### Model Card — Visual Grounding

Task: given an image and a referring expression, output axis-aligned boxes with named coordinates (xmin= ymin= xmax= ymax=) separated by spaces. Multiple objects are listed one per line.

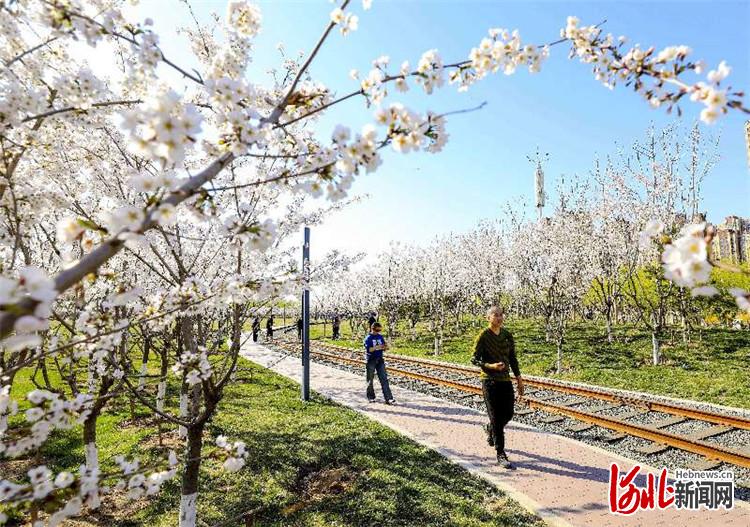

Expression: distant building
xmin=711 ymin=215 xmax=750 ymax=264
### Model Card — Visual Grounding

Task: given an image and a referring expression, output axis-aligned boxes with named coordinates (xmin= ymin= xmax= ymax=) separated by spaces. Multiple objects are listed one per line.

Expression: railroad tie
xmin=584 ymin=403 xmax=622 ymax=414
xmin=557 ymin=399 xmax=589 ymax=407
xmin=600 ymin=431 xmax=626 ymax=442
xmin=530 ymin=393 xmax=562 ymax=402
xmin=567 ymin=422 xmax=595 ymax=433
xmin=634 ymin=441 xmax=670 ymax=455
xmin=593 ymin=410 xmax=647 ymax=441
xmin=629 ymin=417 xmax=691 ymax=455
xmin=650 ymin=416 xmax=688 ymax=429
xmin=616 ymin=408 xmax=650 ymax=421
xmin=684 ymin=457 xmax=723 ymax=471
xmin=540 ymin=414 xmax=567 ymax=424
xmin=683 ymin=424 xmax=733 ymax=441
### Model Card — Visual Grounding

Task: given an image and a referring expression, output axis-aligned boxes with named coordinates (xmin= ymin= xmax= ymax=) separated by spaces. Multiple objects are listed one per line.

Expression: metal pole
xmin=301 ymin=227 xmax=310 ymax=401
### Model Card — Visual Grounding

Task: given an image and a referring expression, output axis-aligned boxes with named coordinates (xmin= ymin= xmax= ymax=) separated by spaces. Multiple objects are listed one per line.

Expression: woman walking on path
xmin=471 ymin=306 xmax=524 ymax=469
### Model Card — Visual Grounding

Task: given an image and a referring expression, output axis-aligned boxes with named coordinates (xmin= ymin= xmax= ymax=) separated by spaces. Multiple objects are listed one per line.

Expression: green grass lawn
xmin=307 ymin=317 xmax=750 ymax=409
xmin=3 ymin=359 xmax=543 ymax=527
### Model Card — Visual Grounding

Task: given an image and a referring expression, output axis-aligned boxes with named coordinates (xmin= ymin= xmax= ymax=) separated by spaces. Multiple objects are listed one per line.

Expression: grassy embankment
xmin=3 ymin=359 xmax=543 ymax=527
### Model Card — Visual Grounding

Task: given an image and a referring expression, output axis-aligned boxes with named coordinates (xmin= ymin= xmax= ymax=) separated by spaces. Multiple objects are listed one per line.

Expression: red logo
xmin=609 ymin=463 xmax=675 ymax=514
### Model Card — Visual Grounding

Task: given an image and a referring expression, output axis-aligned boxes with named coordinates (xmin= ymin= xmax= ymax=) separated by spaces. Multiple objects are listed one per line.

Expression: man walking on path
xmin=471 ymin=305 xmax=524 ymax=469
xmin=296 ymin=317 xmax=303 ymax=341
xmin=332 ymin=315 xmax=341 ymax=340
xmin=363 ymin=322 xmax=395 ymax=404
xmin=266 ymin=315 xmax=274 ymax=342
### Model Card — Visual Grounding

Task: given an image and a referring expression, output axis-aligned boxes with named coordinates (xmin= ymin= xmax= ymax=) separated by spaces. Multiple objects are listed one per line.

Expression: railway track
xmin=272 ymin=339 xmax=750 ymax=471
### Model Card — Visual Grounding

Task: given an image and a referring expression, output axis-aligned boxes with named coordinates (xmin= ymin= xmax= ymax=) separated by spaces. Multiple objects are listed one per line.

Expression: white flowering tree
xmin=587 ymin=160 xmax=644 ymax=342
xmin=1 ymin=0 xmax=748 ymax=525
xmin=506 ymin=178 xmax=596 ymax=373
xmin=609 ymin=125 xmax=712 ymax=364
xmin=455 ymin=220 xmax=511 ymax=313
xmin=387 ymin=245 xmax=430 ymax=340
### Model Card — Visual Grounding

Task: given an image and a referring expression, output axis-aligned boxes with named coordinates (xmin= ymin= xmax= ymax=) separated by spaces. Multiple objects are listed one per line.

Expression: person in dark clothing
xmin=332 ymin=316 xmax=341 ymax=340
xmin=471 ymin=305 xmax=524 ymax=469
xmin=366 ymin=312 xmax=377 ymax=333
xmin=251 ymin=317 xmax=260 ymax=343
xmin=266 ymin=315 xmax=274 ymax=341
xmin=296 ymin=317 xmax=303 ymax=341
xmin=363 ymin=322 xmax=394 ymax=404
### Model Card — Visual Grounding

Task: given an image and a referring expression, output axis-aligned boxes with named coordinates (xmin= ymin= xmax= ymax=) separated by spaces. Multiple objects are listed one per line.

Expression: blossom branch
xmin=21 ymin=99 xmax=142 ymax=124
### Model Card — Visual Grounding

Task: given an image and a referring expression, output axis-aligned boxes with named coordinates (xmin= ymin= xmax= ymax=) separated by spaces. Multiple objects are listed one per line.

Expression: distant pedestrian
xmin=297 ymin=317 xmax=303 ymax=341
xmin=471 ymin=305 xmax=524 ymax=469
xmin=252 ymin=317 xmax=260 ymax=343
xmin=266 ymin=315 xmax=274 ymax=341
xmin=367 ymin=312 xmax=377 ymax=332
xmin=332 ymin=316 xmax=341 ymax=340
xmin=363 ymin=321 xmax=395 ymax=404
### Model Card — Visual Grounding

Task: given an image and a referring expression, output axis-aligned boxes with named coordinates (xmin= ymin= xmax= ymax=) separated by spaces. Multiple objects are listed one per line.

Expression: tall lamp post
xmin=301 ymin=227 xmax=310 ymax=401
xmin=527 ymin=147 xmax=548 ymax=223
xmin=535 ymin=160 xmax=545 ymax=222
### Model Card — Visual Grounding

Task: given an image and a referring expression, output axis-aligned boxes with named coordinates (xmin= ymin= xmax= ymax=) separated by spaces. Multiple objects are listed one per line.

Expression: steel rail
xmin=274 ymin=341 xmax=750 ymax=469
xmin=306 ymin=340 xmax=750 ymax=432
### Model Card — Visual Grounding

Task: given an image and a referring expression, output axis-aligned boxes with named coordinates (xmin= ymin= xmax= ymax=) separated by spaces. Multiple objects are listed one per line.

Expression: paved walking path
xmin=242 ymin=341 xmax=750 ymax=527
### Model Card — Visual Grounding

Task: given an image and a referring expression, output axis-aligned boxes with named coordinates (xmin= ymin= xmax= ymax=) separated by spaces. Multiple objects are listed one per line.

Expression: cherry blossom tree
xmin=506 ymin=178 xmax=596 ymax=373
xmin=1 ymin=0 xmax=747 ymax=525
xmin=611 ymin=125 xmax=715 ymax=364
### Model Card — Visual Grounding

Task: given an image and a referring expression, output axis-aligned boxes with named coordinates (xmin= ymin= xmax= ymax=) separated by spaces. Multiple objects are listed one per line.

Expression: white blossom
xmin=226 ymin=1 xmax=262 ymax=38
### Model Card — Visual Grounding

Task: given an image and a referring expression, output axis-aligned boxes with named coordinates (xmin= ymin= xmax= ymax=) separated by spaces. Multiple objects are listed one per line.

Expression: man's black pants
xmin=482 ymin=379 xmax=515 ymax=453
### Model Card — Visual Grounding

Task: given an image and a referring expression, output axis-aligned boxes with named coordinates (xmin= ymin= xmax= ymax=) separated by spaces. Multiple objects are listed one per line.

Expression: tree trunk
xmin=0 ymin=374 xmax=14 ymax=438
xmin=555 ymin=333 xmax=564 ymax=374
xmin=179 ymin=316 xmax=205 ymax=527
xmin=544 ymin=311 xmax=552 ymax=343
xmin=157 ymin=343 xmax=168 ymax=413
xmin=83 ymin=416 xmax=99 ymax=470
xmin=138 ymin=336 xmax=151 ymax=391
xmin=433 ymin=303 xmax=445 ymax=355
xmin=605 ymin=303 xmax=613 ymax=343
xmin=681 ymin=311 xmax=690 ymax=345
xmin=0 ymin=393 xmax=9 ymax=438
xmin=613 ymin=297 xmax=619 ymax=325
xmin=651 ymin=331 xmax=661 ymax=365
xmin=178 ymin=318 xmax=190 ymax=439
xmin=83 ymin=412 xmax=101 ymax=508
xmin=179 ymin=387 xmax=188 ymax=439
xmin=179 ymin=423 xmax=205 ymax=527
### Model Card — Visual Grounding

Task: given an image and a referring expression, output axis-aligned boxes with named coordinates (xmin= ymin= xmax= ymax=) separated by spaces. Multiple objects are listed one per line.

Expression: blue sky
xmin=131 ymin=0 xmax=750 ymax=257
